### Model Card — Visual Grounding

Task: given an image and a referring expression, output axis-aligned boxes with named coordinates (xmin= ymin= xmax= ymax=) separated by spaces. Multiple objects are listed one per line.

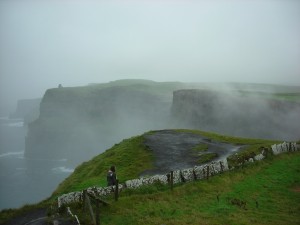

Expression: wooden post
xmin=219 ymin=161 xmax=223 ymax=173
xmin=96 ymin=200 xmax=100 ymax=225
xmin=86 ymin=194 xmax=96 ymax=225
xmin=82 ymin=190 xmax=87 ymax=211
xmin=192 ymin=169 xmax=197 ymax=180
xmin=170 ymin=171 xmax=174 ymax=190
xmin=115 ymin=179 xmax=119 ymax=201
xmin=206 ymin=165 xmax=209 ymax=180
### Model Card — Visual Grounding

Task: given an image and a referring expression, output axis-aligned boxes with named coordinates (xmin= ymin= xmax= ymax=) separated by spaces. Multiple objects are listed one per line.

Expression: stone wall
xmin=58 ymin=142 xmax=299 ymax=207
xmin=271 ymin=142 xmax=298 ymax=155
xmin=58 ymin=159 xmax=229 ymax=207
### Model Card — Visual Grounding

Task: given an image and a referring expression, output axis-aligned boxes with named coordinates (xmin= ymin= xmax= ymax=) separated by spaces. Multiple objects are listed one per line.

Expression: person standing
xmin=107 ymin=165 xmax=117 ymax=186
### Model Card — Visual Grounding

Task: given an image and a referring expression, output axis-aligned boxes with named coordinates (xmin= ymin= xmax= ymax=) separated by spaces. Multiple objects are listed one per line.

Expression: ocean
xmin=0 ymin=117 xmax=74 ymax=210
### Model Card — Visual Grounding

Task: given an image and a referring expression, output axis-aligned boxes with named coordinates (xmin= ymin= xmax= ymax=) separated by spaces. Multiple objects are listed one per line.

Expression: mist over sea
xmin=0 ymin=117 xmax=74 ymax=210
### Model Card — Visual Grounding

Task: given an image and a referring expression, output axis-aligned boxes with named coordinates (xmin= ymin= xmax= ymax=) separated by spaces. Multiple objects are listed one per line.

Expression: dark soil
xmin=142 ymin=130 xmax=242 ymax=175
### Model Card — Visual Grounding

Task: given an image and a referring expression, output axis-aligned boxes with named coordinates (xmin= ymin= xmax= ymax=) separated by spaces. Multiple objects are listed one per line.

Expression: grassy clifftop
xmin=96 ymin=152 xmax=300 ymax=225
xmin=2 ymin=152 xmax=299 ymax=225
xmin=52 ymin=129 xmax=281 ymax=197
xmin=50 ymin=129 xmax=299 ymax=225
xmin=1 ymin=129 xmax=299 ymax=225
xmin=52 ymin=135 xmax=154 ymax=197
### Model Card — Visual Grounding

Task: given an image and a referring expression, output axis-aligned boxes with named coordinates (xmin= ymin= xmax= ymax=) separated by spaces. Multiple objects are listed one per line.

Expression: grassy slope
xmin=50 ymin=129 xmax=299 ymax=225
xmin=52 ymin=129 xmax=280 ymax=197
xmin=1 ymin=129 xmax=299 ymax=224
xmin=52 ymin=135 xmax=154 ymax=197
xmin=69 ymin=152 xmax=300 ymax=225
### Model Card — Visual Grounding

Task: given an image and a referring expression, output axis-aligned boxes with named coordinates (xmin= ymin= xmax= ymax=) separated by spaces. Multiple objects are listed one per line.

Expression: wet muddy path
xmin=142 ymin=130 xmax=243 ymax=175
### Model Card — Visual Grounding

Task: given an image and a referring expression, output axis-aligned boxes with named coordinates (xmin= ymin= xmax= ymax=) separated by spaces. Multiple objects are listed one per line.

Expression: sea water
xmin=0 ymin=117 xmax=74 ymax=210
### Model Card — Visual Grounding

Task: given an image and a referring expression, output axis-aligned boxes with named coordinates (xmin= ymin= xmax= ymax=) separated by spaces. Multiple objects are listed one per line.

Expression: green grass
xmin=197 ymin=153 xmax=218 ymax=164
xmin=191 ymin=143 xmax=218 ymax=163
xmin=175 ymin=129 xmax=280 ymax=168
xmin=1 ymin=129 xmax=298 ymax=224
xmin=79 ymin=152 xmax=299 ymax=225
xmin=52 ymin=129 xmax=281 ymax=197
xmin=50 ymin=129 xmax=298 ymax=225
xmin=272 ymin=92 xmax=300 ymax=102
xmin=175 ymin=129 xmax=280 ymax=145
xmin=52 ymin=135 xmax=154 ymax=197
xmin=192 ymin=143 xmax=209 ymax=152
xmin=237 ymin=90 xmax=300 ymax=103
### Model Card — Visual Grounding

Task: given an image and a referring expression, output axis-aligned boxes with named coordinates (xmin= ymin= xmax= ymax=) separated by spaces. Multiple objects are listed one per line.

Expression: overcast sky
xmin=0 ymin=0 xmax=300 ymax=115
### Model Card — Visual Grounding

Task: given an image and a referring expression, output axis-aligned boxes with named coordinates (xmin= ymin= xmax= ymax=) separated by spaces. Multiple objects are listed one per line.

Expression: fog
xmin=171 ymin=88 xmax=300 ymax=141
xmin=1 ymin=0 xmax=300 ymax=115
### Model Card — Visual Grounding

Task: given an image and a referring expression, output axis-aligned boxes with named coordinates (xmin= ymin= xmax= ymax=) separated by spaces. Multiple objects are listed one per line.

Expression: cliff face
xmin=171 ymin=89 xmax=300 ymax=141
xmin=25 ymin=84 xmax=173 ymax=163
xmin=25 ymin=81 xmax=300 ymax=164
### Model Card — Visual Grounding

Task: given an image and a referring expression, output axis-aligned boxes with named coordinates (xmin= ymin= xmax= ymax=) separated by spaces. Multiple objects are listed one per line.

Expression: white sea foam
xmin=52 ymin=167 xmax=74 ymax=173
xmin=24 ymin=157 xmax=68 ymax=162
xmin=6 ymin=121 xmax=24 ymax=127
xmin=0 ymin=151 xmax=24 ymax=158
xmin=0 ymin=117 xmax=23 ymax=122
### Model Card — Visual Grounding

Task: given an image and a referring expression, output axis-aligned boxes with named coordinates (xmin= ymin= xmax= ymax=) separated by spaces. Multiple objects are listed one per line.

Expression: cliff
xmin=171 ymin=89 xmax=300 ymax=141
xmin=25 ymin=80 xmax=300 ymax=163
xmin=25 ymin=81 xmax=182 ymax=163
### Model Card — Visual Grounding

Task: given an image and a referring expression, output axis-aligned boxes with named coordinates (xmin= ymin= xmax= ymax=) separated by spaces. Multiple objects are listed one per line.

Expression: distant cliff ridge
xmin=24 ymin=81 xmax=300 ymax=164
xmin=171 ymin=89 xmax=300 ymax=141
xmin=25 ymin=84 xmax=173 ymax=163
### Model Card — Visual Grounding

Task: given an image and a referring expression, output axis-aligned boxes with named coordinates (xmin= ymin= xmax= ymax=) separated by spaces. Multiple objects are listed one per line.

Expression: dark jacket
xmin=107 ymin=170 xmax=117 ymax=186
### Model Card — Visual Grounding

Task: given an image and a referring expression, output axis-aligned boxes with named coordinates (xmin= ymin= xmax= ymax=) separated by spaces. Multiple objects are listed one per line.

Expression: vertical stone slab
xmin=254 ymin=153 xmax=264 ymax=161
xmin=157 ymin=174 xmax=169 ymax=184
xmin=172 ymin=170 xmax=182 ymax=184
xmin=181 ymin=168 xmax=194 ymax=182
xmin=125 ymin=178 xmax=143 ymax=189
xmin=58 ymin=191 xmax=83 ymax=206
xmin=272 ymin=142 xmax=299 ymax=155
xmin=193 ymin=165 xmax=205 ymax=180
xmin=272 ymin=144 xmax=281 ymax=155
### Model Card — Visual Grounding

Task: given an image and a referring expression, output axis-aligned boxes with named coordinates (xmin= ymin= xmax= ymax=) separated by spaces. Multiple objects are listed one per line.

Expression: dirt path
xmin=142 ymin=130 xmax=242 ymax=175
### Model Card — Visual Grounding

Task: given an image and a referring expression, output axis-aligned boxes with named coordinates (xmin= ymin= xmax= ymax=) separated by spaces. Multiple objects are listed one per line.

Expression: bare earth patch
xmin=142 ymin=130 xmax=243 ymax=176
